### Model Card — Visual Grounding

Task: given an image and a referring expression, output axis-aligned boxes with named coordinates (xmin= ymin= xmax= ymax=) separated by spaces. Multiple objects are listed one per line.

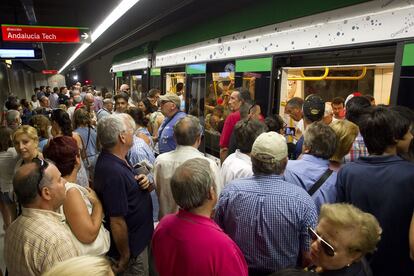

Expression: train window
xmin=131 ymin=74 xmax=143 ymax=100
xmin=115 ymin=74 xmax=130 ymax=92
xmin=165 ymin=72 xmax=186 ymax=111
xmin=279 ymin=64 xmax=394 ymax=138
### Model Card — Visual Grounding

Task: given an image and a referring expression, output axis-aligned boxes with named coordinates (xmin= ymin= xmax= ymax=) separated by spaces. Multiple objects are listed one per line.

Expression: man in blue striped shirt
xmin=215 ymin=132 xmax=317 ymax=275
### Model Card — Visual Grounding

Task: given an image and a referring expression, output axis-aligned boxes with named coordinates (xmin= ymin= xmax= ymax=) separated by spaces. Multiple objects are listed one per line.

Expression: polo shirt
xmin=219 ymin=111 xmax=240 ymax=148
xmin=336 ymin=155 xmax=414 ymax=276
xmin=94 ymin=150 xmax=153 ymax=258
xmin=158 ymin=111 xmax=186 ymax=154
xmin=284 ymin=154 xmax=337 ymax=212
xmin=215 ymin=174 xmax=317 ymax=273
xmin=152 ymin=209 xmax=248 ymax=276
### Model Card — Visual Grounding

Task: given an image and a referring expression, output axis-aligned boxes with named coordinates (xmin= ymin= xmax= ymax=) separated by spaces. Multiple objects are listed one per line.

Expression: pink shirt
xmin=219 ymin=111 xmax=241 ymax=148
xmin=152 ymin=209 xmax=248 ymax=276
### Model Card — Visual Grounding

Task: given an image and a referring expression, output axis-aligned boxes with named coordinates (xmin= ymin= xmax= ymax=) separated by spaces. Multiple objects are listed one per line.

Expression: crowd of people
xmin=0 ymin=82 xmax=413 ymax=276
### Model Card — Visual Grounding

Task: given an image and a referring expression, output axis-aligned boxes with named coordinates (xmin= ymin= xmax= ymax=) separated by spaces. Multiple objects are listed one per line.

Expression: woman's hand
xmin=85 ymin=187 xmax=100 ymax=206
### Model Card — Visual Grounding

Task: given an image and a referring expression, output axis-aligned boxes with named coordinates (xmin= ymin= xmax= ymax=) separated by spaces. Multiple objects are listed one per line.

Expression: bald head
xmin=14 ymin=161 xmax=65 ymax=210
xmin=120 ymin=84 xmax=130 ymax=94
xmin=6 ymin=110 xmax=21 ymax=129
xmin=14 ymin=162 xmax=49 ymax=205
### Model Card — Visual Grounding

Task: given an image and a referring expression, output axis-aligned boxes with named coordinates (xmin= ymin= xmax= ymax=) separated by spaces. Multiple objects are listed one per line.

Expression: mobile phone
xmin=133 ymin=163 xmax=150 ymax=176
xmin=285 ymin=127 xmax=296 ymax=136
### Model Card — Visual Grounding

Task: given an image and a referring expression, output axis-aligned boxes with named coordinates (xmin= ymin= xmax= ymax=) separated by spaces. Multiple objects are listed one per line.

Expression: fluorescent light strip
xmin=59 ymin=0 xmax=140 ymax=73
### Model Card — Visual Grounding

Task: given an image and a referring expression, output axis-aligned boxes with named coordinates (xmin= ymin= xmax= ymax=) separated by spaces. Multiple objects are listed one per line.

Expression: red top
xmin=219 ymin=111 xmax=241 ymax=148
xmin=152 ymin=209 xmax=248 ymax=276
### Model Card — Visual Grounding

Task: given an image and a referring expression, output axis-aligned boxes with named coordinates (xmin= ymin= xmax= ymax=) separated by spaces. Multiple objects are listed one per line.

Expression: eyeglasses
xmin=308 ymin=227 xmax=335 ymax=257
xmin=33 ymin=158 xmax=49 ymax=195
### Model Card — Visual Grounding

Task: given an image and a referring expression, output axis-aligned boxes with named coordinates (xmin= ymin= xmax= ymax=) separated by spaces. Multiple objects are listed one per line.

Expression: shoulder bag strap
xmin=308 ymin=168 xmax=333 ymax=196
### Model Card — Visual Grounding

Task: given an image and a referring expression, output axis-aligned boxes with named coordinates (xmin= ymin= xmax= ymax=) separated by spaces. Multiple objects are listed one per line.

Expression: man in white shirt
xmin=154 ymin=115 xmax=222 ymax=219
xmin=221 ymin=118 xmax=267 ymax=185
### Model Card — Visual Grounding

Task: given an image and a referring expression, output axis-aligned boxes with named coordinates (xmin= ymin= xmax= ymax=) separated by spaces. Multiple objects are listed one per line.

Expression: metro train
xmin=109 ymin=0 xmax=414 ymax=160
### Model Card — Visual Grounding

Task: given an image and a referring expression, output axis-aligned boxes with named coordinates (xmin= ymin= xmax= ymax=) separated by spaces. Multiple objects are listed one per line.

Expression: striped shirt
xmin=5 ymin=208 xmax=80 ymax=276
xmin=215 ymin=174 xmax=317 ymax=274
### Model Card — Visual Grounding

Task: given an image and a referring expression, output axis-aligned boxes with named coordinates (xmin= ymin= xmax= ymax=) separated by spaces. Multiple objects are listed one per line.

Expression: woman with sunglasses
xmin=307 ymin=203 xmax=381 ymax=276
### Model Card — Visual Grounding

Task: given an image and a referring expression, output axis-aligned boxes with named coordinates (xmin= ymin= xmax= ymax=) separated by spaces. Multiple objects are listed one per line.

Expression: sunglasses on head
xmin=308 ymin=227 xmax=335 ymax=257
xmin=33 ymin=158 xmax=49 ymax=195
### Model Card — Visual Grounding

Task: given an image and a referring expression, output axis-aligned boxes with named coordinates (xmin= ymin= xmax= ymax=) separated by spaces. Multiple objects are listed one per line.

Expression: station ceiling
xmin=0 ymin=0 xmax=258 ymax=72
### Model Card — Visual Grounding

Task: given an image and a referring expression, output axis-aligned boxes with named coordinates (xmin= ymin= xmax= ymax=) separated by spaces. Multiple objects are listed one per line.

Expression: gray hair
xmin=304 ymin=121 xmax=337 ymax=159
xmin=171 ymin=158 xmax=216 ymax=210
xmin=97 ymin=115 xmax=127 ymax=149
xmin=173 ymin=115 xmax=201 ymax=146
xmin=116 ymin=113 xmax=136 ymax=131
xmin=6 ymin=110 xmax=20 ymax=126
xmin=251 ymin=155 xmax=287 ymax=175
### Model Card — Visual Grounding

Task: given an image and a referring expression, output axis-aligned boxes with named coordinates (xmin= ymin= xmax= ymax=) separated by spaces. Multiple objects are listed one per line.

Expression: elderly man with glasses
xmin=5 ymin=159 xmax=80 ymax=275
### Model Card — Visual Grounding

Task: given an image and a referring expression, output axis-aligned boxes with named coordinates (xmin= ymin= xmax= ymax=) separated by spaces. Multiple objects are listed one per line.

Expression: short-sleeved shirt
xmin=220 ymin=150 xmax=253 ymax=186
xmin=215 ymin=174 xmax=317 ymax=274
xmin=284 ymin=154 xmax=338 ymax=212
xmin=152 ymin=209 xmax=248 ymax=276
xmin=5 ymin=208 xmax=80 ymax=275
xmin=344 ymin=132 xmax=368 ymax=162
xmin=94 ymin=150 xmax=153 ymax=258
xmin=219 ymin=111 xmax=241 ymax=148
xmin=158 ymin=111 xmax=186 ymax=154
xmin=336 ymin=155 xmax=414 ymax=276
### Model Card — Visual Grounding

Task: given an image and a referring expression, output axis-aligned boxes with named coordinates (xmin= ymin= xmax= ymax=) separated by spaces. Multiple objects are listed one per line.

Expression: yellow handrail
xmin=287 ymin=67 xmax=367 ymax=81
xmin=288 ymin=67 xmax=329 ymax=81
xmin=325 ymin=67 xmax=367 ymax=80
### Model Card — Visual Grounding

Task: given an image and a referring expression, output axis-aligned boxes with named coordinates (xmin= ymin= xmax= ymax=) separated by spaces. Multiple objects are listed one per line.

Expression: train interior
xmin=280 ymin=63 xmax=394 ymax=129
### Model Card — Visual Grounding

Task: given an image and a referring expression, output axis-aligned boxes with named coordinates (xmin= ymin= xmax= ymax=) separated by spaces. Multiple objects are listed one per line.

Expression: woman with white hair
xmin=307 ymin=203 xmax=381 ymax=275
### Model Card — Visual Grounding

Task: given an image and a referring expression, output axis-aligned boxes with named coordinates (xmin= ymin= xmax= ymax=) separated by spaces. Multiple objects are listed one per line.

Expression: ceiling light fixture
xmin=58 ymin=0 xmax=140 ymax=73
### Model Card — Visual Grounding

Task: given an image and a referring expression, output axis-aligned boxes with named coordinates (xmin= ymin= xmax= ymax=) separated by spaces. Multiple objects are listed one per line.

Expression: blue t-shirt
xmin=94 ymin=150 xmax=153 ymax=258
xmin=158 ymin=111 xmax=186 ymax=154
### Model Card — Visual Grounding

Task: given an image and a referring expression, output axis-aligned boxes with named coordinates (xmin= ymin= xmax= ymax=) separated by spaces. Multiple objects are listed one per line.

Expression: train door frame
xmin=185 ymin=63 xmax=207 ymax=152
xmin=391 ymin=40 xmax=414 ymax=109
xmin=272 ymin=44 xmax=397 ymax=114
xmin=234 ymin=56 xmax=274 ymax=117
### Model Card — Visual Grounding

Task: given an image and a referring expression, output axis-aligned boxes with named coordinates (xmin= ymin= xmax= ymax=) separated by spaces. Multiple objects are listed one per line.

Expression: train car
xmin=111 ymin=0 xmax=414 ymax=161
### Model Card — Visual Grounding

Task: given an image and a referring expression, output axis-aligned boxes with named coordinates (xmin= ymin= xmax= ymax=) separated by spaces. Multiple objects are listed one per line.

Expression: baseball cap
xmin=303 ymin=94 xmax=325 ymax=122
xmin=159 ymin=93 xmax=181 ymax=108
xmin=251 ymin=131 xmax=288 ymax=163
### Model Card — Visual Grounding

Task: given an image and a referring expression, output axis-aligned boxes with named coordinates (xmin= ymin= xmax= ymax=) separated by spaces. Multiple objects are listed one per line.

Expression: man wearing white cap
xmin=215 ymin=132 xmax=317 ymax=275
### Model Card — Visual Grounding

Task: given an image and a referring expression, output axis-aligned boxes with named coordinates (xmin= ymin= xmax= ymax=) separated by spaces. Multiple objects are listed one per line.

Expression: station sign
xmin=0 ymin=48 xmax=42 ymax=60
xmin=1 ymin=24 xmax=91 ymax=43
xmin=42 ymin=70 xmax=58 ymax=74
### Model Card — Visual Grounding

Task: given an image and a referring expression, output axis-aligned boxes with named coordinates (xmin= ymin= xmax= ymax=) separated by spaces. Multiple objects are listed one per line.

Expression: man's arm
xmin=110 ymin=216 xmax=130 ymax=273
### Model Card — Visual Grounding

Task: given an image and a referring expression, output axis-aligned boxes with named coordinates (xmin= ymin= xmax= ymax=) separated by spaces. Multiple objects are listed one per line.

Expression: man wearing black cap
xmin=294 ymin=94 xmax=325 ymax=159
